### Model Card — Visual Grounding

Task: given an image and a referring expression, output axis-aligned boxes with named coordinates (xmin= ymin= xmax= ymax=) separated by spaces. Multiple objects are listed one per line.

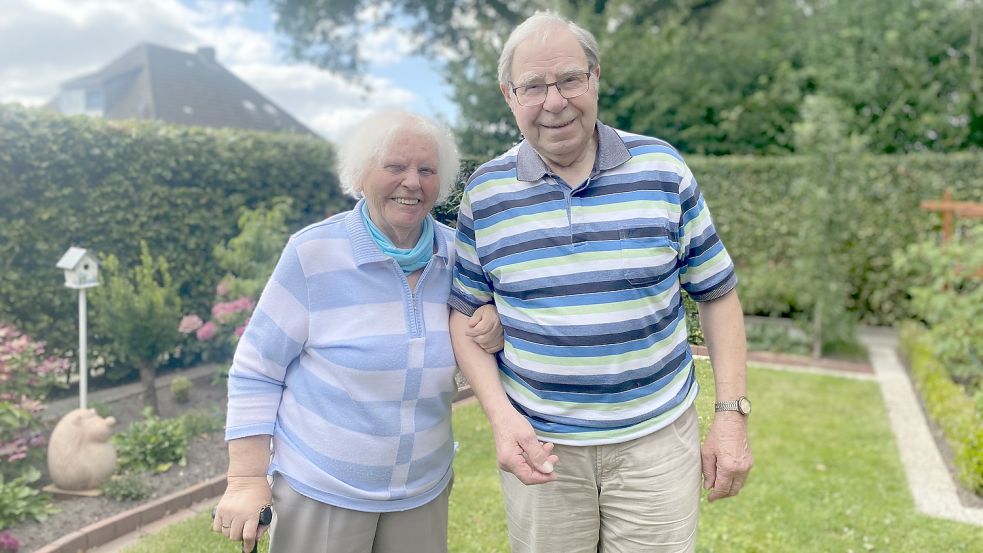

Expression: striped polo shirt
xmin=449 ymin=122 xmax=737 ymax=446
xmin=226 ymin=200 xmax=458 ymax=512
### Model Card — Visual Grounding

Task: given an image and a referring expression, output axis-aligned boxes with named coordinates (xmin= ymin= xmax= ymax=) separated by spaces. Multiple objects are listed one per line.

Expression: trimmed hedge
xmin=899 ymin=323 xmax=983 ymax=494
xmin=0 ymin=104 xmax=351 ymax=359
xmin=688 ymin=154 xmax=983 ymax=325
xmin=440 ymin=154 xmax=983 ymax=327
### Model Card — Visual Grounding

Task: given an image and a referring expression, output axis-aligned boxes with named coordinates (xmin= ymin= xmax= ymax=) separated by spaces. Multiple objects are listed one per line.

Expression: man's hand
xmin=211 ymin=476 xmax=272 ymax=552
xmin=467 ymin=304 xmax=505 ymax=353
xmin=491 ymin=409 xmax=559 ymax=485
xmin=700 ymin=412 xmax=753 ymax=502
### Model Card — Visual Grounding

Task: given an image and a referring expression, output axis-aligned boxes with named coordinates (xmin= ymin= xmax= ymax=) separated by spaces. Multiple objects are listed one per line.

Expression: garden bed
xmin=10 ymin=368 xmax=229 ymax=552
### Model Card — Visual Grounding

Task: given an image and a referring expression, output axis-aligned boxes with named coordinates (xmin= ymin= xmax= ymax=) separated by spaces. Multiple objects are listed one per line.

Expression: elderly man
xmin=448 ymin=12 xmax=753 ymax=553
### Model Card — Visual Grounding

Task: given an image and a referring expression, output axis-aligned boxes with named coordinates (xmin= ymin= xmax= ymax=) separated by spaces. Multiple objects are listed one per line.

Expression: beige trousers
xmin=500 ymin=406 xmax=702 ymax=553
xmin=267 ymin=477 xmax=450 ymax=553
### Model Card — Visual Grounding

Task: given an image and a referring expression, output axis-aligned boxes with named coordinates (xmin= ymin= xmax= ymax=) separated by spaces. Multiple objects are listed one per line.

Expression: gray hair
xmin=337 ymin=110 xmax=460 ymax=204
xmin=497 ymin=12 xmax=600 ymax=86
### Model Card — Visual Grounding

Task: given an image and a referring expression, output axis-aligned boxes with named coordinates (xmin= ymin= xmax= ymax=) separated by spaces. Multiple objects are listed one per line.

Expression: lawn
xmin=122 ymin=361 xmax=982 ymax=552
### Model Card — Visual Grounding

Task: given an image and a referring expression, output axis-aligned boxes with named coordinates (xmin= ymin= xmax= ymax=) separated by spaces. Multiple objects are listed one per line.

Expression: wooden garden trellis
xmin=919 ymin=190 xmax=983 ymax=278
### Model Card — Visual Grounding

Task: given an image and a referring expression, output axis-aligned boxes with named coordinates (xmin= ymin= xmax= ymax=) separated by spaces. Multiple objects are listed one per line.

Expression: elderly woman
xmin=211 ymin=110 xmax=502 ymax=553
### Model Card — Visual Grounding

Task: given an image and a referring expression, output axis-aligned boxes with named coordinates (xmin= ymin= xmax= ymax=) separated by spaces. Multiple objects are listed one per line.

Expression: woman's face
xmin=361 ymin=129 xmax=441 ymax=248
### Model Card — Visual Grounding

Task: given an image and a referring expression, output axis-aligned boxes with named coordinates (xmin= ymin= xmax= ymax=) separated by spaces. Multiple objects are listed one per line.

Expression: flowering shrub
xmin=0 ymin=325 xmax=68 ymax=480
xmin=0 ymin=529 xmax=19 ymax=552
xmin=0 ymin=325 xmax=69 ymax=402
xmin=179 ymin=289 xmax=254 ymax=362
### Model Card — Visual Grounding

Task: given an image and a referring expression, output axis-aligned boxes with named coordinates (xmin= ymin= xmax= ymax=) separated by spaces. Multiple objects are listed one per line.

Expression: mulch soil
xmin=10 ymin=370 xmax=230 ymax=552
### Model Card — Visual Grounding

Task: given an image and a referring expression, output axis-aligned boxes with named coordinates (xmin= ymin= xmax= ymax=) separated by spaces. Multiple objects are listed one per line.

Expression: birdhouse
xmin=56 ymin=247 xmax=100 ymax=289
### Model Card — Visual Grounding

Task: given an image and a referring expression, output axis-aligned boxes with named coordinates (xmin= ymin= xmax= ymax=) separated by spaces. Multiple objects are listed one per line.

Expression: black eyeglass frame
xmin=509 ymin=71 xmax=593 ymax=107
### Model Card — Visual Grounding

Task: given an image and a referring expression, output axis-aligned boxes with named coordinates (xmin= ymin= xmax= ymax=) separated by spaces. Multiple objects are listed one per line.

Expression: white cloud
xmin=0 ymin=0 xmax=436 ymax=142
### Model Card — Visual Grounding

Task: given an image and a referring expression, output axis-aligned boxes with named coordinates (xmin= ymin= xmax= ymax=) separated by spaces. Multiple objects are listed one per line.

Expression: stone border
xmin=35 ymin=388 xmax=478 ymax=552
xmin=691 ymin=344 xmax=874 ymax=374
xmin=35 ymin=475 xmax=228 ymax=553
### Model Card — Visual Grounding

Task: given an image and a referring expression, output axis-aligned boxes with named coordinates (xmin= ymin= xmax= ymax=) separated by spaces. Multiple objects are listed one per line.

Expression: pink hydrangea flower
xmin=216 ymin=279 xmax=231 ymax=297
xmin=0 ymin=529 xmax=21 ymax=552
xmin=178 ymin=314 xmax=204 ymax=334
xmin=196 ymin=321 xmax=217 ymax=341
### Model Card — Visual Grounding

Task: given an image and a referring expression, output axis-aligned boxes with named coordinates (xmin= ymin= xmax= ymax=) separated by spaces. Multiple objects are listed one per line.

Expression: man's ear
xmin=500 ymin=83 xmax=513 ymax=106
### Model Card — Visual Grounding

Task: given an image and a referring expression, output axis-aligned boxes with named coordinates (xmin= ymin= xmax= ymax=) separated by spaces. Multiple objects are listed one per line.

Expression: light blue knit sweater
xmin=225 ymin=199 xmax=457 ymax=512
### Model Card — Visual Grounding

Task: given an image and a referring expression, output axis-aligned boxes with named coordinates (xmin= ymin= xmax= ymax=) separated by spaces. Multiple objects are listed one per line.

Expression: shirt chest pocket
xmin=618 ymin=224 xmax=680 ymax=287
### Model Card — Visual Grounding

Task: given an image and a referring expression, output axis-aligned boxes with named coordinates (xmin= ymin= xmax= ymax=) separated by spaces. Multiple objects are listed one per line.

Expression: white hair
xmin=337 ymin=110 xmax=461 ymax=204
xmin=498 ymin=12 xmax=601 ymax=86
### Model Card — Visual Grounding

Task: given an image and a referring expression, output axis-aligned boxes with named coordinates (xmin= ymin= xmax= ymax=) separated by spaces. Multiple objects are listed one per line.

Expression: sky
xmin=0 ymin=0 xmax=458 ymax=143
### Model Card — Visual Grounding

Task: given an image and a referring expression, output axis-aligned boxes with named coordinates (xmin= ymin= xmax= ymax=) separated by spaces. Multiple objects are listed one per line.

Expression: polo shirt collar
xmin=345 ymin=198 xmax=451 ymax=268
xmin=515 ymin=120 xmax=631 ymax=182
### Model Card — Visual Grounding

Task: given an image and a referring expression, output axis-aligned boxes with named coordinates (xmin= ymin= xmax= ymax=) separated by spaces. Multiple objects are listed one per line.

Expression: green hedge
xmin=440 ymin=154 xmax=983 ymax=326
xmin=899 ymin=323 xmax=983 ymax=494
xmin=689 ymin=154 xmax=983 ymax=324
xmin=0 ymin=104 xmax=351 ymax=359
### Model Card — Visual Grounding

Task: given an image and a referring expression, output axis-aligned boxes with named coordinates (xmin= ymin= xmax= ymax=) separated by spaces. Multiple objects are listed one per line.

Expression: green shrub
xmin=92 ymin=243 xmax=182 ymax=414
xmin=894 ymin=226 xmax=983 ymax=388
xmin=0 ymin=467 xmax=58 ymax=529
xmin=0 ymin=324 xmax=69 ymax=480
xmin=900 ymin=323 xmax=983 ymax=493
xmin=101 ymin=472 xmax=150 ymax=501
xmin=91 ymin=402 xmax=113 ymax=419
xmin=179 ymin=407 xmax=225 ymax=437
xmin=689 ymin=154 xmax=983 ymax=326
xmin=170 ymin=376 xmax=192 ymax=404
xmin=113 ymin=408 xmax=187 ymax=474
xmin=0 ymin=105 xmax=349 ymax=365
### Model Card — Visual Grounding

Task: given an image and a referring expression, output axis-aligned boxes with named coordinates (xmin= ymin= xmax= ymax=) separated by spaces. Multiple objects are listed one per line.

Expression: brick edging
xmin=691 ymin=345 xmax=874 ymax=374
xmin=36 ymin=391 xmax=479 ymax=552
xmin=35 ymin=474 xmax=228 ymax=553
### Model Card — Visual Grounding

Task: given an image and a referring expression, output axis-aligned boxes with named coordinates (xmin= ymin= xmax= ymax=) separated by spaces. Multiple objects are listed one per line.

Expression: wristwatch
xmin=714 ymin=396 xmax=751 ymax=416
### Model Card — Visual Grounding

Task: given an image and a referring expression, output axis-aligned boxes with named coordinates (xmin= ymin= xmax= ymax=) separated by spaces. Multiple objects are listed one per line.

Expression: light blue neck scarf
xmin=360 ymin=202 xmax=434 ymax=275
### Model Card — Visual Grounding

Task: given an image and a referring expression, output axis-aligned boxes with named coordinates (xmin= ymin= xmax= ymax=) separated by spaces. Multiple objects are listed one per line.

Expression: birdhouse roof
xmin=56 ymin=247 xmax=95 ymax=270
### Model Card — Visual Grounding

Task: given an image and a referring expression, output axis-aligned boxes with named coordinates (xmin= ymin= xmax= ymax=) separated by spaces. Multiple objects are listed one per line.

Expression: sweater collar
xmin=345 ymin=198 xmax=450 ymax=268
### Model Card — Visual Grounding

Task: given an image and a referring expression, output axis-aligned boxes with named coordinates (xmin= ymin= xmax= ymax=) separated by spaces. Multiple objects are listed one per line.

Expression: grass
xmin=122 ymin=361 xmax=983 ymax=552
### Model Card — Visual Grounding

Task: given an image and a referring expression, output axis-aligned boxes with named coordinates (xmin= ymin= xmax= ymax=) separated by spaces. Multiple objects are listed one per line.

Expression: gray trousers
xmin=268 ymin=477 xmax=450 ymax=553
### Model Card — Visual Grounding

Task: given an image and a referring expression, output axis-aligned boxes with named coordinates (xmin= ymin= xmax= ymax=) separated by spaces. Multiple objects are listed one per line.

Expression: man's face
xmin=501 ymin=25 xmax=599 ymax=168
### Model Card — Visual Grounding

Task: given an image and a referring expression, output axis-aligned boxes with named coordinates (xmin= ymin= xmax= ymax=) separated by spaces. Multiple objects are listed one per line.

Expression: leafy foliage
xmin=894 ymin=226 xmax=983 ymax=387
xmin=92 ymin=243 xmax=182 ymax=413
xmin=687 ymin=153 xmax=983 ymax=326
xmin=170 ymin=376 xmax=192 ymax=404
xmin=0 ymin=325 xmax=68 ymax=480
xmin=0 ymin=105 xmax=348 ymax=366
xmin=261 ymin=0 xmax=983 ymax=157
xmin=112 ymin=408 xmax=188 ymax=474
xmin=900 ymin=323 xmax=983 ymax=493
xmin=178 ymin=407 xmax=225 ymax=438
xmin=212 ymin=197 xmax=293 ymax=301
xmin=100 ymin=473 xmax=151 ymax=501
xmin=0 ymin=467 xmax=58 ymax=530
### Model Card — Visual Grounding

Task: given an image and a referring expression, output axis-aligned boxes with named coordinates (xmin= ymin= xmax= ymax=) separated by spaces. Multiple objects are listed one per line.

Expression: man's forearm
xmin=696 ymin=289 xmax=748 ymax=400
xmin=450 ymin=309 xmax=515 ymax=425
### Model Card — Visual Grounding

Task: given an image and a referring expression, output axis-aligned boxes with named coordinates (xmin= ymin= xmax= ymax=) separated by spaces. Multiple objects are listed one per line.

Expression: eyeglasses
xmin=510 ymin=72 xmax=592 ymax=107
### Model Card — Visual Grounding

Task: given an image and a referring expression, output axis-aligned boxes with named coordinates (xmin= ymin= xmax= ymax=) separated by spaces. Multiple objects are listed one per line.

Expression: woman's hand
xmin=211 ymin=476 xmax=272 ymax=553
xmin=467 ymin=304 xmax=505 ymax=353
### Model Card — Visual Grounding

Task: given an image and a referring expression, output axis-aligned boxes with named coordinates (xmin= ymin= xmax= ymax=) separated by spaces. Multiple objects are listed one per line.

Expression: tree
xmin=262 ymin=0 xmax=983 ymax=156
xmin=92 ymin=243 xmax=182 ymax=414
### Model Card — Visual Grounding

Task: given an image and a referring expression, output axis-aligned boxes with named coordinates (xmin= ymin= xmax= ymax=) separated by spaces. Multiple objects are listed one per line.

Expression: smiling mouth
xmin=392 ymin=198 xmax=421 ymax=205
xmin=541 ymin=120 xmax=573 ymax=130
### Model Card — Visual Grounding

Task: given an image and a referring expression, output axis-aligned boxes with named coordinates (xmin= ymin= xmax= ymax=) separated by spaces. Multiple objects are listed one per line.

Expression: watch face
xmin=738 ymin=397 xmax=752 ymax=415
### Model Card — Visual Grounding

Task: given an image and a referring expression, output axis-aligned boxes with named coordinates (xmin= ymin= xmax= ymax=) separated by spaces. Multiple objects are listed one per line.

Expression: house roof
xmin=53 ymin=43 xmax=317 ymax=137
